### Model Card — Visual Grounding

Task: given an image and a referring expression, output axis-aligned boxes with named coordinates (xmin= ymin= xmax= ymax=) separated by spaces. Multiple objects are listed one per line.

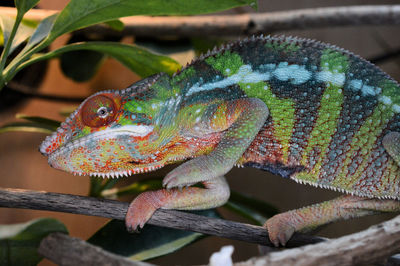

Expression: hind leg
xmin=265 ymin=195 xmax=400 ymax=246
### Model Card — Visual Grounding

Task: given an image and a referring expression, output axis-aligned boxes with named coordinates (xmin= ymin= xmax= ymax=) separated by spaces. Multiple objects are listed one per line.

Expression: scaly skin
xmin=40 ymin=35 xmax=400 ymax=246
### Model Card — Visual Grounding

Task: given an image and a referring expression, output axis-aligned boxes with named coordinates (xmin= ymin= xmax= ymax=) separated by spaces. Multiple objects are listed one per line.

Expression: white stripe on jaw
xmin=85 ymin=125 xmax=154 ymax=140
xmin=116 ymin=125 xmax=154 ymax=136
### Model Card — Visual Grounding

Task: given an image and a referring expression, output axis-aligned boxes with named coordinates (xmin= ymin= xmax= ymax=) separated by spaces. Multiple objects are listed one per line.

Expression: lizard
xmin=39 ymin=35 xmax=400 ymax=247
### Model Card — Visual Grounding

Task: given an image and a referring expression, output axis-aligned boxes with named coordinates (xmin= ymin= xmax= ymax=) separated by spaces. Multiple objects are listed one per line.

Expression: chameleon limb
xmin=163 ymin=98 xmax=269 ymax=189
xmin=125 ymin=176 xmax=230 ymax=231
xmin=265 ymin=195 xmax=400 ymax=247
xmin=383 ymin=131 xmax=400 ymax=167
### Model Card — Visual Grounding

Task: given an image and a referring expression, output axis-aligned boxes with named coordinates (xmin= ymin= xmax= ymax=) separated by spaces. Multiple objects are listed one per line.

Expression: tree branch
xmin=38 ymin=232 xmax=153 ymax=266
xmin=39 ymin=215 xmax=400 ymax=266
xmin=3 ymin=187 xmax=400 ymax=265
xmin=0 ymin=5 xmax=399 ymax=37
xmin=0 ymin=187 xmax=324 ymax=247
xmin=235 ymin=214 xmax=400 ymax=266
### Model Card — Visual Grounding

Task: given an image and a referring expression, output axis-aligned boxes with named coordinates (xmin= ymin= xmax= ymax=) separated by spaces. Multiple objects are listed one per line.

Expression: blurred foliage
xmin=89 ymin=209 xmax=220 ymax=261
xmin=0 ymin=0 xmax=276 ymax=262
xmin=0 ymin=218 xmax=68 ymax=265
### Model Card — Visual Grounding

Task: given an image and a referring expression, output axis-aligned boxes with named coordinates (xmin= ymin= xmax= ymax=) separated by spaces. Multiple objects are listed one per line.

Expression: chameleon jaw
xmin=81 ymin=163 xmax=165 ymax=178
xmin=56 ymin=157 xmax=166 ymax=178
xmin=45 ymin=125 xmax=161 ymax=176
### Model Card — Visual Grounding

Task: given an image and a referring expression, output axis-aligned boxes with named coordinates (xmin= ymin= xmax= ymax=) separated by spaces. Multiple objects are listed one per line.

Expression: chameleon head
xmin=39 ymin=89 xmax=164 ymax=177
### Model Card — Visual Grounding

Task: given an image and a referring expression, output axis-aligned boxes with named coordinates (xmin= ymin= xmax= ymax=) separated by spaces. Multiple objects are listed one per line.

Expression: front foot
xmin=264 ymin=213 xmax=296 ymax=247
xmin=162 ymin=157 xmax=214 ymax=189
xmin=126 ymin=176 xmax=230 ymax=233
xmin=125 ymin=191 xmax=165 ymax=232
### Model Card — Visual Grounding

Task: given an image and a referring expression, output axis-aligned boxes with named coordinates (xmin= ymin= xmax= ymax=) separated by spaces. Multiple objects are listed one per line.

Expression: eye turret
xmin=81 ymin=94 xmax=118 ymax=127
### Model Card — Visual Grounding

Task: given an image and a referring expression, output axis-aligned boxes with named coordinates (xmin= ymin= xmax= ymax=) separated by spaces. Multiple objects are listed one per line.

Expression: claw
xmin=162 ymin=159 xmax=204 ymax=189
xmin=125 ymin=191 xmax=162 ymax=232
xmin=264 ymin=213 xmax=296 ymax=247
xmin=163 ymin=173 xmax=197 ymax=190
xmin=163 ymin=173 xmax=179 ymax=189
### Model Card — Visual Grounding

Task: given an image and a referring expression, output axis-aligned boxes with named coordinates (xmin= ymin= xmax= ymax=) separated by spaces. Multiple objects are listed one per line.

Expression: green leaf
xmin=0 ymin=218 xmax=68 ymax=266
xmin=230 ymin=190 xmax=279 ymax=218
xmin=47 ymin=0 xmax=256 ymax=42
xmin=104 ymin=19 xmax=124 ymax=31
xmin=0 ymin=15 xmax=35 ymax=54
xmin=89 ymin=210 xmax=219 ymax=261
xmin=0 ymin=15 xmax=14 ymax=48
xmin=59 ymin=105 xmax=78 ymax=117
xmin=89 ymin=177 xmax=119 ymax=197
xmin=24 ymin=14 xmax=57 ymax=52
xmin=0 ymin=121 xmax=55 ymax=134
xmin=23 ymin=41 xmax=181 ymax=77
xmin=191 ymin=38 xmax=223 ymax=57
xmin=101 ymin=179 xmax=162 ymax=198
xmin=3 ymin=14 xmax=56 ymax=77
xmin=224 ymin=201 xmax=268 ymax=225
xmin=60 ymin=49 xmax=105 ymax=82
xmin=224 ymin=191 xmax=278 ymax=225
xmin=15 ymin=114 xmax=61 ymax=129
xmin=20 ymin=18 xmax=39 ymax=29
xmin=0 ymin=114 xmax=60 ymax=134
xmin=15 ymin=0 xmax=41 ymax=16
xmin=89 ymin=177 xmax=104 ymax=197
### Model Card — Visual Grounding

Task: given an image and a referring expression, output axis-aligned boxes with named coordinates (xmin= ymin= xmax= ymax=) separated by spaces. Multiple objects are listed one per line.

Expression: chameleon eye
xmin=97 ymin=106 xmax=109 ymax=118
xmin=81 ymin=94 xmax=118 ymax=127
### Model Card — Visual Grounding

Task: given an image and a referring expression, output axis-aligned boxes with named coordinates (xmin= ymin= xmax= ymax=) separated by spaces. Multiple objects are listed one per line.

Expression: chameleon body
xmin=40 ymin=35 xmax=400 ymax=246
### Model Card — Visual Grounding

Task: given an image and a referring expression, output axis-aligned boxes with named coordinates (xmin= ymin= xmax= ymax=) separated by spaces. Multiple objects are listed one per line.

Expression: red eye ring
xmin=81 ymin=94 xmax=118 ymax=127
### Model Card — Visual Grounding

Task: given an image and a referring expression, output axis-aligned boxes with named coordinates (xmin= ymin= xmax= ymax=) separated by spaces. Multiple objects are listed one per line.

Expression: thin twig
xmin=0 ymin=187 xmax=325 ymax=247
xmin=0 ymin=5 xmax=399 ymax=37
xmin=39 ymin=232 xmax=153 ymax=266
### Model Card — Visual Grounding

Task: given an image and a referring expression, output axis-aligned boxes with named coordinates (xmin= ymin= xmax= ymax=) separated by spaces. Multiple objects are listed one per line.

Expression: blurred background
xmin=0 ymin=0 xmax=399 ymax=265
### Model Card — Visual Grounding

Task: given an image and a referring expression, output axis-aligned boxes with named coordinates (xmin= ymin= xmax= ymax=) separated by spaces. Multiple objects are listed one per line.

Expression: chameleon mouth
xmin=45 ymin=125 xmax=158 ymax=176
xmin=39 ymin=124 xmax=71 ymax=157
xmin=83 ymin=163 xmax=165 ymax=178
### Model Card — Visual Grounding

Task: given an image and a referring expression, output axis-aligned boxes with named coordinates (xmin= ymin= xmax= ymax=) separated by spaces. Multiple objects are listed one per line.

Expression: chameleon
xmin=40 ymin=35 xmax=400 ymax=247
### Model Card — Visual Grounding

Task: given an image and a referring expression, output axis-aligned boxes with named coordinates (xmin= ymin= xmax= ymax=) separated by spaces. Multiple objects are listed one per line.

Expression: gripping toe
xmin=264 ymin=213 xmax=296 ymax=247
xmin=125 ymin=191 xmax=161 ymax=232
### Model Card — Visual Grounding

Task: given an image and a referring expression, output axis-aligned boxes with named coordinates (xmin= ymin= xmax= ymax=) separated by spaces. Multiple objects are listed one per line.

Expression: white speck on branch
xmin=0 ymin=5 xmax=399 ymax=37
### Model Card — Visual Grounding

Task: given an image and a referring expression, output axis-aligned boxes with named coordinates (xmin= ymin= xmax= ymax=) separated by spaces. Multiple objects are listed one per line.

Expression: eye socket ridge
xmin=81 ymin=94 xmax=119 ymax=128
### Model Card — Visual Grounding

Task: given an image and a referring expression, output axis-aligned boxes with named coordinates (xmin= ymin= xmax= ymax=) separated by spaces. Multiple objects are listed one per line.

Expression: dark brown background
xmin=0 ymin=0 xmax=399 ymax=265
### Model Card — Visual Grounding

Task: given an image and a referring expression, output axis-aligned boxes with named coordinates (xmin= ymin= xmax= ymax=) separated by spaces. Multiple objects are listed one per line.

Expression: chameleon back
xmin=173 ymin=35 xmax=400 ymax=199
